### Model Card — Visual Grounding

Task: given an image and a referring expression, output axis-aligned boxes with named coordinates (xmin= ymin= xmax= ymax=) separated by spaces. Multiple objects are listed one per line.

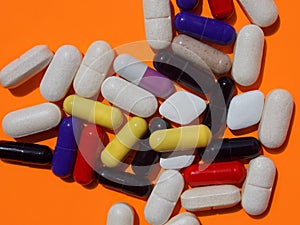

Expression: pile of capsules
xmin=0 ymin=0 xmax=295 ymax=224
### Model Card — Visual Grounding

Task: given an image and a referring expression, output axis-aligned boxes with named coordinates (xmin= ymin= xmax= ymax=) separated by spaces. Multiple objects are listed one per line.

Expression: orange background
xmin=0 ymin=0 xmax=299 ymax=224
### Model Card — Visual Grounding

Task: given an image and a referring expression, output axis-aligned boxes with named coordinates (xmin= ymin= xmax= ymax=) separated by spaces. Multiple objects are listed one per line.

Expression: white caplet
xmin=160 ymin=150 xmax=195 ymax=170
xmin=164 ymin=212 xmax=200 ymax=225
xmin=106 ymin=202 xmax=134 ymax=225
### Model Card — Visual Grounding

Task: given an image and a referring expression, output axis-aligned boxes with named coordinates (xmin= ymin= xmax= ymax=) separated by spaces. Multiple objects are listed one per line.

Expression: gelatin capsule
xmin=106 ymin=202 xmax=134 ymax=225
xmin=176 ymin=0 xmax=198 ymax=11
xmin=63 ymin=95 xmax=123 ymax=129
xmin=208 ymin=0 xmax=234 ymax=20
xmin=174 ymin=12 xmax=236 ymax=45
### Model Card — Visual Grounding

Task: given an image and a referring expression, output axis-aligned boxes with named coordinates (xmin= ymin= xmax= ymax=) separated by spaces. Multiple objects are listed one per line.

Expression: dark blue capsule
xmin=174 ymin=12 xmax=236 ymax=45
xmin=51 ymin=116 xmax=82 ymax=178
xmin=176 ymin=0 xmax=198 ymax=11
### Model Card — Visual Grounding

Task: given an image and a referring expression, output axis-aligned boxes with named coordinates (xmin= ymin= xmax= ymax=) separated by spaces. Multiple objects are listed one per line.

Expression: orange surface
xmin=0 ymin=0 xmax=299 ymax=225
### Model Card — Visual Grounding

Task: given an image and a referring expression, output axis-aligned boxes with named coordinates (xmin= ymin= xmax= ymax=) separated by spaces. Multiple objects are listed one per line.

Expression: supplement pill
xmin=165 ymin=212 xmax=200 ymax=225
xmin=106 ymin=202 xmax=134 ymax=225
xmin=176 ymin=0 xmax=198 ymax=11
xmin=208 ymin=0 xmax=234 ymax=20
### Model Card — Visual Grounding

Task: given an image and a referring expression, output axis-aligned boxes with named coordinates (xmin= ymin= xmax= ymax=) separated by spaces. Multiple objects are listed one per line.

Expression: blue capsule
xmin=176 ymin=0 xmax=198 ymax=11
xmin=174 ymin=12 xmax=236 ymax=45
xmin=51 ymin=116 xmax=82 ymax=177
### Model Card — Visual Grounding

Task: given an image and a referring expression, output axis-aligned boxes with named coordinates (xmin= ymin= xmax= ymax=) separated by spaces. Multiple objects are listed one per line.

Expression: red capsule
xmin=208 ymin=0 xmax=234 ymax=20
xmin=73 ymin=124 xmax=104 ymax=185
xmin=183 ymin=161 xmax=246 ymax=187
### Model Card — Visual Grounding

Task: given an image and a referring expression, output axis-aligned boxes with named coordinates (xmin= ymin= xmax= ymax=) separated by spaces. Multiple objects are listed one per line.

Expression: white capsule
xmin=144 ymin=170 xmax=184 ymax=225
xmin=160 ymin=150 xmax=195 ymax=170
xmin=143 ymin=0 xmax=172 ymax=50
xmin=40 ymin=45 xmax=82 ymax=101
xmin=227 ymin=90 xmax=264 ymax=130
xmin=73 ymin=41 xmax=115 ymax=98
xmin=0 ymin=45 xmax=53 ymax=88
xmin=101 ymin=76 xmax=158 ymax=118
xmin=159 ymin=91 xmax=206 ymax=125
xmin=106 ymin=202 xmax=134 ymax=225
xmin=165 ymin=212 xmax=200 ymax=225
xmin=2 ymin=103 xmax=62 ymax=138
xmin=181 ymin=185 xmax=241 ymax=211
xmin=232 ymin=25 xmax=264 ymax=86
xmin=238 ymin=0 xmax=278 ymax=27
xmin=258 ymin=89 xmax=294 ymax=149
xmin=242 ymin=156 xmax=276 ymax=215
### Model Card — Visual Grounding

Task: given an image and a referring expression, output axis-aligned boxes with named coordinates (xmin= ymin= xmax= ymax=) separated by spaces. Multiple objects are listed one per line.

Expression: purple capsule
xmin=176 ymin=0 xmax=199 ymax=11
xmin=51 ymin=116 xmax=82 ymax=178
xmin=174 ymin=12 xmax=236 ymax=45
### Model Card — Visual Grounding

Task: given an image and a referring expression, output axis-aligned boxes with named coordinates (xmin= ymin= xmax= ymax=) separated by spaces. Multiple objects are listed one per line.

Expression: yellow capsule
xmin=101 ymin=117 xmax=148 ymax=167
xmin=63 ymin=95 xmax=123 ymax=129
xmin=149 ymin=125 xmax=212 ymax=152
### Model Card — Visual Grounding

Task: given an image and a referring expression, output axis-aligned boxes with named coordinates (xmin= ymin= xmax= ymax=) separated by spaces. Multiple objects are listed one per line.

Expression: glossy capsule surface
xmin=63 ymin=95 xmax=123 ymax=129
xmin=199 ymin=137 xmax=261 ymax=162
xmin=0 ymin=141 xmax=52 ymax=165
xmin=208 ymin=0 xmax=234 ymax=19
xmin=184 ymin=161 xmax=246 ymax=187
xmin=52 ymin=116 xmax=82 ymax=178
xmin=97 ymin=167 xmax=153 ymax=198
xmin=73 ymin=125 xmax=104 ymax=185
xmin=153 ymin=50 xmax=216 ymax=95
xmin=149 ymin=125 xmax=212 ymax=152
xmin=176 ymin=0 xmax=198 ymax=11
xmin=174 ymin=12 xmax=236 ymax=45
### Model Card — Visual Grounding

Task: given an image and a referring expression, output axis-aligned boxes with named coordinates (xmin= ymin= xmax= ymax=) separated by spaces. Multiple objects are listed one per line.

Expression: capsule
xmin=199 ymin=137 xmax=261 ymax=162
xmin=51 ymin=116 xmax=82 ymax=178
xmin=113 ymin=54 xmax=174 ymax=98
xmin=63 ymin=95 xmax=123 ymax=129
xmin=149 ymin=125 xmax=212 ymax=152
xmin=174 ymin=12 xmax=236 ymax=45
xmin=176 ymin=0 xmax=198 ymax=11
xmin=73 ymin=125 xmax=104 ymax=185
xmin=132 ymin=118 xmax=170 ymax=176
xmin=208 ymin=0 xmax=234 ymax=20
xmin=153 ymin=50 xmax=216 ymax=95
xmin=0 ymin=141 xmax=52 ymax=165
xmin=183 ymin=161 xmax=246 ymax=187
xmin=101 ymin=77 xmax=158 ymax=118
xmin=106 ymin=202 xmax=134 ymax=225
xmin=73 ymin=41 xmax=115 ymax=98
xmin=101 ymin=117 xmax=148 ymax=167
xmin=97 ymin=167 xmax=153 ymax=198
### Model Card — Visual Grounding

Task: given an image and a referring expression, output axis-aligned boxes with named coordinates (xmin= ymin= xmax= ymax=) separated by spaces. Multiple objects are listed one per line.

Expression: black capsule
xmin=153 ymin=50 xmax=217 ymax=95
xmin=0 ymin=141 xmax=52 ymax=165
xmin=199 ymin=137 xmax=261 ymax=162
xmin=97 ymin=167 xmax=153 ymax=198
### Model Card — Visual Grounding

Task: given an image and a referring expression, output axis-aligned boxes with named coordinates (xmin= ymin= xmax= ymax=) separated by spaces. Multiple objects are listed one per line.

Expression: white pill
xmin=73 ymin=41 xmax=115 ymax=98
xmin=144 ymin=170 xmax=184 ymax=225
xmin=160 ymin=150 xmax=195 ymax=170
xmin=101 ymin=76 xmax=158 ymax=118
xmin=242 ymin=156 xmax=276 ymax=215
xmin=2 ymin=103 xmax=62 ymax=138
xmin=172 ymin=34 xmax=231 ymax=75
xmin=40 ymin=45 xmax=82 ymax=101
xmin=258 ymin=89 xmax=294 ymax=149
xmin=106 ymin=202 xmax=134 ymax=225
xmin=232 ymin=25 xmax=264 ymax=86
xmin=143 ymin=0 xmax=172 ymax=50
xmin=227 ymin=90 xmax=264 ymax=130
xmin=0 ymin=45 xmax=53 ymax=88
xmin=165 ymin=212 xmax=200 ymax=225
xmin=181 ymin=185 xmax=241 ymax=211
xmin=238 ymin=0 xmax=278 ymax=27
xmin=159 ymin=91 xmax=206 ymax=125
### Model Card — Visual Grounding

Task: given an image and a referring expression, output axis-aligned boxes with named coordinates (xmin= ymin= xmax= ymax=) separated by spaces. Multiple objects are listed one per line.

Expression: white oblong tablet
xmin=258 ymin=89 xmax=294 ymax=149
xmin=242 ymin=156 xmax=276 ymax=215
xmin=73 ymin=41 xmax=115 ymax=98
xmin=101 ymin=76 xmax=158 ymax=118
xmin=106 ymin=202 xmax=134 ymax=225
xmin=2 ymin=103 xmax=62 ymax=138
xmin=144 ymin=170 xmax=184 ymax=225
xmin=159 ymin=91 xmax=206 ymax=125
xmin=232 ymin=25 xmax=264 ymax=86
xmin=181 ymin=185 xmax=241 ymax=211
xmin=238 ymin=0 xmax=278 ymax=27
xmin=165 ymin=212 xmax=200 ymax=225
xmin=143 ymin=0 xmax=172 ymax=50
xmin=227 ymin=90 xmax=264 ymax=130
xmin=0 ymin=45 xmax=53 ymax=88
xmin=160 ymin=150 xmax=195 ymax=170
xmin=40 ymin=45 xmax=82 ymax=101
